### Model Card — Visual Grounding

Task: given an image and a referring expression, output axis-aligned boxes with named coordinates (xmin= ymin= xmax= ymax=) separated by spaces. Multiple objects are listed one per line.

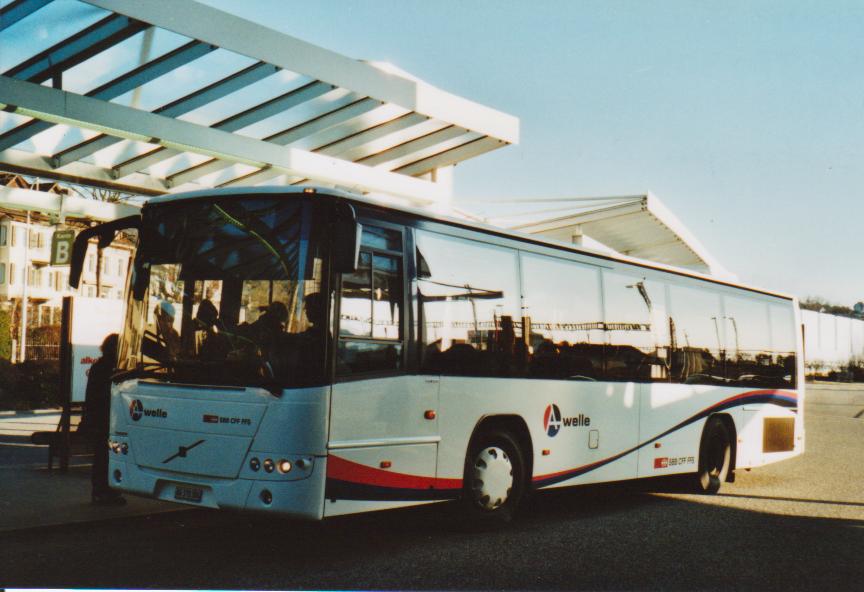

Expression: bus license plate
xmin=174 ymin=485 xmax=203 ymax=503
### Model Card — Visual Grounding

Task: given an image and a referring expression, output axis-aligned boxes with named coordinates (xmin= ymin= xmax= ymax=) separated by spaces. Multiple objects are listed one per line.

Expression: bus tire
xmin=461 ymin=429 xmax=527 ymax=525
xmin=694 ymin=417 xmax=732 ymax=494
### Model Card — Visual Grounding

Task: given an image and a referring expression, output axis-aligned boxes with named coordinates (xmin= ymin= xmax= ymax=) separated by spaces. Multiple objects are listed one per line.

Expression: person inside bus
xmin=227 ymin=300 xmax=287 ymax=380
xmin=195 ymin=298 xmax=230 ymax=362
xmin=286 ymin=292 xmax=327 ymax=382
xmin=154 ymin=300 xmax=181 ymax=360
xmin=244 ymin=301 xmax=288 ymax=352
xmin=82 ymin=333 xmax=125 ymax=505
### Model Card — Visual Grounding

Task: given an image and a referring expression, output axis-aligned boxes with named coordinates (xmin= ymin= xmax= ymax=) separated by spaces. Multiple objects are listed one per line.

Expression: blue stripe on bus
xmin=532 ymin=390 xmax=797 ymax=488
xmin=325 ymin=479 xmax=461 ymax=502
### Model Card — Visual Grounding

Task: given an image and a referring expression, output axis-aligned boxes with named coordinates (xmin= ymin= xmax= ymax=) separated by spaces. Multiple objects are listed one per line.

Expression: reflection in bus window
xmin=340 ymin=252 xmax=373 ymax=337
xmin=521 ymin=254 xmax=603 ymax=380
xmin=723 ymin=295 xmax=773 ymax=387
xmin=337 ymin=225 xmax=403 ymax=375
xmin=769 ymin=303 xmax=797 ymax=387
xmin=603 ymin=272 xmax=670 ymax=382
xmin=417 ymin=231 xmax=520 ymax=377
xmin=668 ymin=285 xmax=724 ymax=385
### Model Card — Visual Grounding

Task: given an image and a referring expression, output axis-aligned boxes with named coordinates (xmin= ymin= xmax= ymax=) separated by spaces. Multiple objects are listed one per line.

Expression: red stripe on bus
xmin=327 ymin=455 xmax=462 ymax=491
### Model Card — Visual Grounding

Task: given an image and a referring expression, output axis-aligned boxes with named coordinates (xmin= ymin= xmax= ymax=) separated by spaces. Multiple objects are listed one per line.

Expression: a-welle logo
xmin=543 ymin=403 xmax=591 ymax=437
xmin=129 ymin=399 xmax=167 ymax=421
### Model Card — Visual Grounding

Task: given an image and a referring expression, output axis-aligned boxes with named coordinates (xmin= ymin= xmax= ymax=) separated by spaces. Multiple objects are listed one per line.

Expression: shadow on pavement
xmin=2 ymin=481 xmax=863 ymax=590
xmin=717 ymin=492 xmax=864 ymax=508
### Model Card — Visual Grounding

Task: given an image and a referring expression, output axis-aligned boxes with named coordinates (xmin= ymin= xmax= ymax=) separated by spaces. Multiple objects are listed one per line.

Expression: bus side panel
xmin=323 ymin=443 xmax=443 ymax=517
xmin=734 ymin=390 xmax=802 ymax=469
xmin=437 ymin=377 xmax=640 ymax=491
xmin=324 ymin=376 xmax=442 ymax=516
xmin=637 ymin=383 xmax=729 ymax=478
xmin=637 ymin=384 xmax=801 ymax=477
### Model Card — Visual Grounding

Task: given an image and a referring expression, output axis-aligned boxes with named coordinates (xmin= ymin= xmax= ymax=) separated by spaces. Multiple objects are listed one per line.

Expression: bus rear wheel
xmin=462 ymin=429 xmax=526 ymax=524
xmin=694 ymin=417 xmax=731 ymax=494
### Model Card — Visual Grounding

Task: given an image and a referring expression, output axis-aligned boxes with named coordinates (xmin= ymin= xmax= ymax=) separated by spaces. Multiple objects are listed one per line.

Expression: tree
xmin=800 ymin=297 xmax=861 ymax=319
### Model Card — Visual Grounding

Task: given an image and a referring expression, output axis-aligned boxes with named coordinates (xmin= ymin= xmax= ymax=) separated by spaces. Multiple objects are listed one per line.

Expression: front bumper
xmin=108 ymin=455 xmax=327 ymax=520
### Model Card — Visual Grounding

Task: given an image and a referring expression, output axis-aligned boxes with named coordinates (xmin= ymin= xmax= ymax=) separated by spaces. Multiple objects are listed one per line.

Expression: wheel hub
xmin=471 ymin=446 xmax=514 ymax=510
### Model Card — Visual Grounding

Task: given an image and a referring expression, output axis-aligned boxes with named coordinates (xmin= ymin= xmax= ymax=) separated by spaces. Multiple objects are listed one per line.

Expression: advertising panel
xmin=70 ymin=297 xmax=124 ymax=403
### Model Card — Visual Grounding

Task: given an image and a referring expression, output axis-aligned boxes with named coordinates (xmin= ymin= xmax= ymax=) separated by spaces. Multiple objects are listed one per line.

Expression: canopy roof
xmin=506 ymin=194 xmax=734 ymax=278
xmin=0 ymin=0 xmax=518 ymax=205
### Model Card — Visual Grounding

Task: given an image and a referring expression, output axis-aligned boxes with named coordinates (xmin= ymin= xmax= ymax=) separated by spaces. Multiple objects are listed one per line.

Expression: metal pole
xmin=19 ymin=211 xmax=29 ymax=362
xmin=96 ymin=245 xmax=102 ymax=297
xmin=59 ymin=296 xmax=73 ymax=472
xmin=726 ymin=316 xmax=739 ymax=359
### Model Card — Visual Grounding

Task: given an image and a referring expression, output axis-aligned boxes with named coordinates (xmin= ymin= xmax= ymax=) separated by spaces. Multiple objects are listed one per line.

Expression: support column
xmin=19 ymin=211 xmax=30 ymax=362
xmin=428 ymin=166 xmax=454 ymax=215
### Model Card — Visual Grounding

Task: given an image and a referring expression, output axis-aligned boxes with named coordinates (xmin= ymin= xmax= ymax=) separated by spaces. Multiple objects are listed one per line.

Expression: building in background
xmin=0 ymin=174 xmax=136 ymax=362
xmin=801 ymin=309 xmax=864 ymax=378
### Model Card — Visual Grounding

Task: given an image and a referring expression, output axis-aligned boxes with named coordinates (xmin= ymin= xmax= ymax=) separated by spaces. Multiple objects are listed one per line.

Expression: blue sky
xmin=4 ymin=1 xmax=860 ymax=304
xmin=196 ymin=0 xmax=864 ymax=305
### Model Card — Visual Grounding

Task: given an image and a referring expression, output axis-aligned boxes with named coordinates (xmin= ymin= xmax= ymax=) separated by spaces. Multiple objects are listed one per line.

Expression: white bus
xmin=70 ymin=187 xmax=804 ymax=522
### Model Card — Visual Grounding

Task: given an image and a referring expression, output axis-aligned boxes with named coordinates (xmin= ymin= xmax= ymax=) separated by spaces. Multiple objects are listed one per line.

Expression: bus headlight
xmin=277 ymin=459 xmax=292 ymax=474
xmin=249 ymin=457 xmax=260 ymax=471
xmin=263 ymin=458 xmax=275 ymax=473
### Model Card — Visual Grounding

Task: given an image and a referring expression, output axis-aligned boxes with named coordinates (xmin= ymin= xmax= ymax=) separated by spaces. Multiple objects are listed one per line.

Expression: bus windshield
xmin=117 ymin=196 xmax=329 ymax=390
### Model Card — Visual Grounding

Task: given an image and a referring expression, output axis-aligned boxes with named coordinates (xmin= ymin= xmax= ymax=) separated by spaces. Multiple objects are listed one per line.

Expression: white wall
xmin=802 ymin=309 xmax=864 ymax=372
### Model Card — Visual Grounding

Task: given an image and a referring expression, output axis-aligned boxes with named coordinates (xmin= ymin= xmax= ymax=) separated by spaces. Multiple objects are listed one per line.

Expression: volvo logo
xmin=544 ymin=404 xmax=562 ymax=437
xmin=162 ymin=440 xmax=206 ymax=464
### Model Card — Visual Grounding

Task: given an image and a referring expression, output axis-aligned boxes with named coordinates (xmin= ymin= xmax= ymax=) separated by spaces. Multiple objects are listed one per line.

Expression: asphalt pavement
xmin=0 ymin=383 xmax=862 ymax=590
xmin=0 ymin=410 xmax=179 ymax=532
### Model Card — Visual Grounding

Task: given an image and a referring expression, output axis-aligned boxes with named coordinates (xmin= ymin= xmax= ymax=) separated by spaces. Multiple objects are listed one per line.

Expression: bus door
xmin=327 ymin=223 xmax=439 ymax=512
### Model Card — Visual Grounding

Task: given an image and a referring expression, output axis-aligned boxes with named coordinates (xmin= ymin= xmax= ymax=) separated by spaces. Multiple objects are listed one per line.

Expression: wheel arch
xmin=465 ymin=414 xmax=534 ymax=489
xmin=706 ymin=412 xmax=737 ymax=482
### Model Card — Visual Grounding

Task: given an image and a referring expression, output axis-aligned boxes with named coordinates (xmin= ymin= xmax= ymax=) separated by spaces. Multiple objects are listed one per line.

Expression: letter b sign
xmin=51 ymin=229 xmax=75 ymax=266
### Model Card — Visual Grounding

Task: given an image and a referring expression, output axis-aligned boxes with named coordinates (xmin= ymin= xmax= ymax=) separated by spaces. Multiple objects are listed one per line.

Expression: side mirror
xmin=331 ymin=202 xmax=361 ymax=273
xmin=69 ymin=215 xmax=141 ymax=289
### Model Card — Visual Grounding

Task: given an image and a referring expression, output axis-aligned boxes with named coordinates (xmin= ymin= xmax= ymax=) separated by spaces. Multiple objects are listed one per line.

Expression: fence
xmin=24 ymin=325 xmax=61 ymax=360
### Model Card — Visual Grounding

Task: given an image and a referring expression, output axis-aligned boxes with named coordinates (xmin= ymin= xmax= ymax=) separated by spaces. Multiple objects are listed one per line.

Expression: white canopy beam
xmin=0 ymin=76 xmax=445 ymax=203
xmin=166 ymin=96 xmax=387 ymax=188
xmin=0 ymin=185 xmax=139 ymax=221
xmin=82 ymin=0 xmax=519 ymax=144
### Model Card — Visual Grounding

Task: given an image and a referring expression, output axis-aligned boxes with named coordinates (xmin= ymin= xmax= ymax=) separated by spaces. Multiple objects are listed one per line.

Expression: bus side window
xmin=668 ymin=285 xmax=725 ymax=385
xmin=602 ymin=272 xmax=670 ymax=382
xmin=416 ymin=230 xmax=521 ymax=377
xmin=769 ymin=303 xmax=797 ymax=388
xmin=723 ymin=295 xmax=772 ymax=387
xmin=337 ymin=225 xmax=404 ymax=376
xmin=520 ymin=253 xmax=603 ymax=381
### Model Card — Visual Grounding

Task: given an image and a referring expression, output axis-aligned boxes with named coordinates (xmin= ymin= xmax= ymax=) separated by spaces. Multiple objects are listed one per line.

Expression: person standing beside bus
xmin=83 ymin=333 xmax=125 ymax=505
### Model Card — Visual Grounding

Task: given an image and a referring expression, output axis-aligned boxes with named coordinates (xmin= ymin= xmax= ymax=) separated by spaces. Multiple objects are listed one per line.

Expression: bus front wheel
xmin=694 ymin=417 xmax=732 ymax=494
xmin=462 ymin=429 xmax=526 ymax=524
